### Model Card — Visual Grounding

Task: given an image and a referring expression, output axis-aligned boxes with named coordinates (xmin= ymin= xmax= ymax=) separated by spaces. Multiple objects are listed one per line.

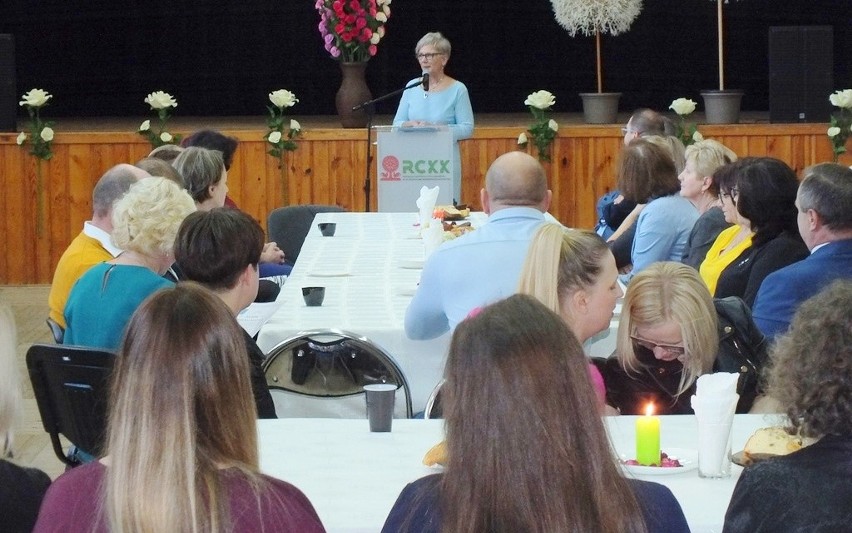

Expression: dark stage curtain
xmin=2 ymin=0 xmax=850 ymax=117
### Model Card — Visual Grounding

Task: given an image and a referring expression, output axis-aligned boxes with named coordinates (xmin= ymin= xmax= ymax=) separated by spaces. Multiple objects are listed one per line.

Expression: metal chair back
xmin=263 ymin=329 xmax=413 ymax=419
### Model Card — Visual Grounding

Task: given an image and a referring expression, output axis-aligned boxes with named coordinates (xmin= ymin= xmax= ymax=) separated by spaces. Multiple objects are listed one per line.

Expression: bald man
xmin=48 ymin=164 xmax=148 ymax=329
xmin=405 ymin=152 xmax=552 ymax=340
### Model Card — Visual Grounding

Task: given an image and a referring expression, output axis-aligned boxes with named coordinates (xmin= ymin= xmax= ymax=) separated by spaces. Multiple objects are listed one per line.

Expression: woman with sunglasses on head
xmin=384 ymin=294 xmax=689 ymax=533
xmin=594 ymin=262 xmax=767 ymax=415
xmin=700 ymin=157 xmax=808 ymax=306
xmin=393 ymin=31 xmax=474 ymax=203
xmin=35 ymin=283 xmax=325 ymax=532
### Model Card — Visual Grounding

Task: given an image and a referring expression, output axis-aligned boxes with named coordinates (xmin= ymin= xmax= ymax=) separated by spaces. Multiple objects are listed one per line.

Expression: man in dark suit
xmin=752 ymin=163 xmax=852 ymax=338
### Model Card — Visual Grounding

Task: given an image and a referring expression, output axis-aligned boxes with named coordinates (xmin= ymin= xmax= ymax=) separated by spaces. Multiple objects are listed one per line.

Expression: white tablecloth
xmin=257 ymin=212 xmax=470 ymax=412
xmin=258 ymin=414 xmax=786 ymax=533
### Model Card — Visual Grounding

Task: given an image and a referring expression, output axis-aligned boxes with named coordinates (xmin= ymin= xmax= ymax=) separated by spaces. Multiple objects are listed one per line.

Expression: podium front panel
xmin=376 ymin=126 xmax=454 ymax=212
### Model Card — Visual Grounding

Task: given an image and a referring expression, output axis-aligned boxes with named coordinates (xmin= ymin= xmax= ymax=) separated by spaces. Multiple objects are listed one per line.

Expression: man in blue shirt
xmin=752 ymin=163 xmax=852 ymax=338
xmin=405 ymin=151 xmax=552 ymax=340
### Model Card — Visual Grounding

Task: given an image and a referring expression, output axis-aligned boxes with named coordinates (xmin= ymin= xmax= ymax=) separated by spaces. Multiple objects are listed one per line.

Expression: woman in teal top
xmin=393 ymin=32 xmax=474 ymax=203
xmin=64 ymin=178 xmax=196 ymax=350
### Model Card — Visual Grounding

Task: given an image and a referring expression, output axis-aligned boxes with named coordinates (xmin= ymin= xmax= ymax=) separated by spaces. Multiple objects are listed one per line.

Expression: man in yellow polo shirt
xmin=47 ymin=164 xmax=148 ymax=329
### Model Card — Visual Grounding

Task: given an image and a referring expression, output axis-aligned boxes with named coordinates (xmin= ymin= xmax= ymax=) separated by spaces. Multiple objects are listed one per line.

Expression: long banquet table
xmin=258 ymin=414 xmax=785 ymax=533
xmin=256 ymin=212 xmax=468 ymax=412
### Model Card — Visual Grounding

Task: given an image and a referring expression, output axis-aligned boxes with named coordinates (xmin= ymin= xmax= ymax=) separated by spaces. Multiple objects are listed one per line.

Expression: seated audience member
xmin=594 ymin=109 xmax=667 ymax=238
xmin=752 ymin=163 xmax=852 ymax=338
xmin=594 ymin=262 xmax=767 ymax=415
xmin=679 ymin=139 xmax=737 ymax=269
xmin=517 ymin=224 xmax=622 ymax=409
xmin=174 ymin=208 xmax=276 ymax=418
xmin=384 ymin=295 xmax=689 ymax=533
xmin=0 ymin=305 xmax=51 ymax=532
xmin=723 ymin=280 xmax=852 ymax=532
xmin=609 ymin=134 xmax=687 ymax=269
xmin=34 ymin=284 xmax=324 ymax=532
xmin=697 ymin=162 xmax=753 ymax=294
xmin=704 ymin=157 xmax=808 ymax=307
xmin=181 ymin=129 xmax=240 ymax=208
xmin=134 ymin=156 xmax=183 ymax=185
xmin=616 ymin=139 xmax=698 ymax=283
xmin=174 ymin=145 xmax=289 ymax=279
xmin=147 ymin=143 xmax=184 ymax=163
xmin=48 ymin=164 xmax=147 ymax=329
xmin=405 ymin=151 xmax=551 ymax=340
xmin=63 ymin=178 xmax=195 ymax=349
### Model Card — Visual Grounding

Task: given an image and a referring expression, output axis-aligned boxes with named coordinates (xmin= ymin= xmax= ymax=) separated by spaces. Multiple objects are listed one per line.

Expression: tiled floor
xmin=2 ymin=285 xmax=67 ymax=479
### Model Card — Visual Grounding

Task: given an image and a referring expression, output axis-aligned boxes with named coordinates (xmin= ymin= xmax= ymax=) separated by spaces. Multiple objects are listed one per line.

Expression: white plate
xmin=398 ymin=259 xmax=424 ymax=269
xmin=307 ymin=271 xmax=351 ymax=277
xmin=618 ymin=447 xmax=698 ymax=476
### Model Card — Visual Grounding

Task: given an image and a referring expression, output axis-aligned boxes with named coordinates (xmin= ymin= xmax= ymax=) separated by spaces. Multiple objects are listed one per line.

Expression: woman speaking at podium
xmin=393 ymin=32 xmax=474 ymax=204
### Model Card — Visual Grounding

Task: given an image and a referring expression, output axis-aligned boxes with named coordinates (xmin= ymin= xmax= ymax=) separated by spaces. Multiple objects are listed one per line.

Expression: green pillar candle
xmin=636 ymin=403 xmax=661 ymax=466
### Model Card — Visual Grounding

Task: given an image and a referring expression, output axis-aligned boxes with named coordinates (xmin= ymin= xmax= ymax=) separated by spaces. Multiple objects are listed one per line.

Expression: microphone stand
xmin=353 ymin=78 xmax=424 ymax=212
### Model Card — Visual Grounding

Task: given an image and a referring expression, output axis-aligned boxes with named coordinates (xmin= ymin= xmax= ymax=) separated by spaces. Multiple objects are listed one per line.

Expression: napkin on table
xmin=690 ymin=372 xmax=740 ymax=423
xmin=416 ymin=186 xmax=440 ymax=229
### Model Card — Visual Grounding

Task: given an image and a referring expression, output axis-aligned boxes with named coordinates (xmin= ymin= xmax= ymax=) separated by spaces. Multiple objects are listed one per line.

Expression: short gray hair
xmin=172 ymin=147 xmax=225 ymax=203
xmin=415 ymin=32 xmax=451 ymax=57
xmin=799 ymin=163 xmax=852 ymax=231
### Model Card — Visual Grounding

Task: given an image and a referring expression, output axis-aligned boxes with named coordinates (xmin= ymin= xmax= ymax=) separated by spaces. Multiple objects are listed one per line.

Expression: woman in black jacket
xmin=594 ymin=262 xmax=767 ymax=415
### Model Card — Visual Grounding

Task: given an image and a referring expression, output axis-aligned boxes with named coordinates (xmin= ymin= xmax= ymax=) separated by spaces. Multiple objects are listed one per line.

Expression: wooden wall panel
xmin=0 ymin=124 xmax=848 ymax=284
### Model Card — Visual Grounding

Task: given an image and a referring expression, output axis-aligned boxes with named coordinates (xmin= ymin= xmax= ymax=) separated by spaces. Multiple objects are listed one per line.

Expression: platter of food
xmin=434 ymin=204 xmax=470 ymax=221
xmin=618 ymin=448 xmax=698 ymax=476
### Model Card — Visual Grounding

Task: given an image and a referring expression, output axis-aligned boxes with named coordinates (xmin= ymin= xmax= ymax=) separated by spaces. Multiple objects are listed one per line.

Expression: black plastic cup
xmin=302 ymin=286 xmax=325 ymax=306
xmin=318 ymin=222 xmax=337 ymax=237
xmin=364 ymin=384 xmax=396 ymax=432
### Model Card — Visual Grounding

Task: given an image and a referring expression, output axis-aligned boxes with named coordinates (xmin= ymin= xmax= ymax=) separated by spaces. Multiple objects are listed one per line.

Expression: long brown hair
xmin=105 ymin=282 xmax=260 ymax=531
xmin=440 ymin=294 xmax=646 ymax=533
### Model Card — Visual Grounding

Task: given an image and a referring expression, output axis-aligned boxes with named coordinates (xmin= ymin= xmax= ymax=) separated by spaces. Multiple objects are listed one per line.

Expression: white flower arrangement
xmin=827 ymin=89 xmax=852 ymax=162
xmin=138 ymin=91 xmax=180 ymax=148
xmin=17 ymin=88 xmax=54 ymax=160
xmin=669 ymin=97 xmax=702 ymax=147
xmin=550 ymin=0 xmax=642 ymax=93
xmin=265 ymin=89 xmax=302 ymax=159
xmin=519 ymin=90 xmax=559 ymax=162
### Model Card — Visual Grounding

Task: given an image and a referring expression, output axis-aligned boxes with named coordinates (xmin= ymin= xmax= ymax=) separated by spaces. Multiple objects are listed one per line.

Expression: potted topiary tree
xmin=550 ymin=0 xmax=643 ymax=124
xmin=700 ymin=0 xmax=744 ymax=124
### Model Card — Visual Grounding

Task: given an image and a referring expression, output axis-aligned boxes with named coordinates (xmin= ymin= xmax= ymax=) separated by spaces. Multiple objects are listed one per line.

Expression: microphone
xmin=421 ymin=73 xmax=430 ymax=92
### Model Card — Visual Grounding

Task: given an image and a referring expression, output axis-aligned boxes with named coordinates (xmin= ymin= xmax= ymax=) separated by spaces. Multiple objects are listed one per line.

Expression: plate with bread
xmin=731 ymin=426 xmax=813 ymax=467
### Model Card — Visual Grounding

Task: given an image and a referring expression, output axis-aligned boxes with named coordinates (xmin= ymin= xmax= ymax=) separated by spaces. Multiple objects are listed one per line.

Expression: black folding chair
xmin=263 ymin=329 xmax=413 ymax=419
xmin=267 ymin=204 xmax=345 ymax=264
xmin=26 ymin=343 xmax=115 ymax=466
xmin=45 ymin=317 xmax=64 ymax=344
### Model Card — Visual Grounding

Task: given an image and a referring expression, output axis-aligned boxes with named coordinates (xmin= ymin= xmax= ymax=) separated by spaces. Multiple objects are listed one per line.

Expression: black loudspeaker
xmin=769 ymin=26 xmax=833 ymax=123
xmin=0 ymin=35 xmax=15 ymax=132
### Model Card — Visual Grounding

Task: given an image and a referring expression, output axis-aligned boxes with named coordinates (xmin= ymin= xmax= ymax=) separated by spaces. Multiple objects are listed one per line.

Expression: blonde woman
xmin=678 ymin=140 xmax=737 ymax=269
xmin=518 ymin=224 xmax=622 ymax=408
xmin=35 ymin=283 xmax=325 ymax=531
xmin=63 ymin=177 xmax=196 ymax=349
xmin=595 ymin=262 xmax=767 ymax=415
xmin=0 ymin=304 xmax=51 ymax=531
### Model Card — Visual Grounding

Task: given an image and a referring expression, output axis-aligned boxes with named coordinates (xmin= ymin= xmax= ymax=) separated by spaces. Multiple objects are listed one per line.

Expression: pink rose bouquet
xmin=316 ymin=0 xmax=391 ymax=62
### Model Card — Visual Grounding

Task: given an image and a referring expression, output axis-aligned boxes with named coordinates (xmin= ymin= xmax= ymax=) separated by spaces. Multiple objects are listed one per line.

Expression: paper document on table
xmin=237 ymin=300 xmax=285 ymax=337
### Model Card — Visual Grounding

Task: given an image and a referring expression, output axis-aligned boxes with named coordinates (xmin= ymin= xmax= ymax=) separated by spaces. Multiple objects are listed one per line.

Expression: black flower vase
xmin=335 ymin=62 xmax=372 ymax=128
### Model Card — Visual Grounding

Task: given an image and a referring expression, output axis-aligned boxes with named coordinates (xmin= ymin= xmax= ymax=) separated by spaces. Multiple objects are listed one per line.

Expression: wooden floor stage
xmin=0 ymin=113 xmax=846 ymax=284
